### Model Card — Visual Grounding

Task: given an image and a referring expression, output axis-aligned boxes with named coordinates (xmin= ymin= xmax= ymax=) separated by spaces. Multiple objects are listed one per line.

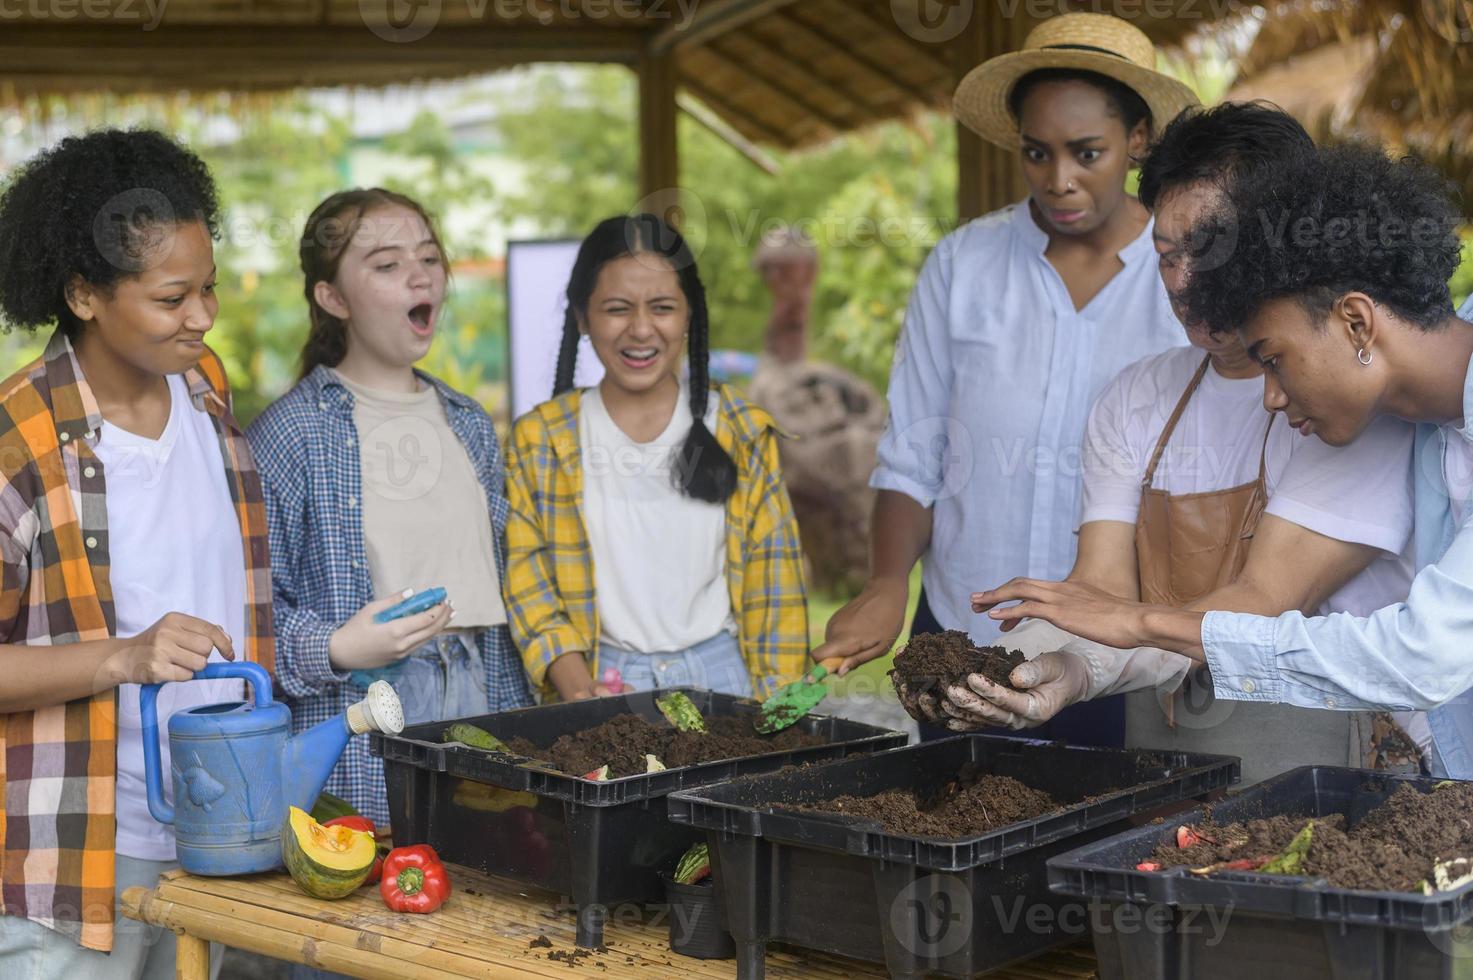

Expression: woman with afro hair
xmin=972 ymin=141 xmax=1473 ymax=780
xmin=0 ymin=129 xmax=271 ymax=976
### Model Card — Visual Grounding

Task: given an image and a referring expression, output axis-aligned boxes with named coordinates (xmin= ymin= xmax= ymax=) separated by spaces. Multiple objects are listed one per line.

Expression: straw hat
xmin=954 ymin=13 xmax=1199 ymax=151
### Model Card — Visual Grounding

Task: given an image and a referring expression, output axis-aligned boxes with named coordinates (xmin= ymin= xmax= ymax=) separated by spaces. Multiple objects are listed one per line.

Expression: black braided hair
xmin=554 ymin=213 xmax=737 ymax=504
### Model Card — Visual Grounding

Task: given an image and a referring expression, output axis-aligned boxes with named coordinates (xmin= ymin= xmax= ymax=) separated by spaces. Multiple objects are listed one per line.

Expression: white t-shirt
xmin=100 ymin=374 xmax=247 ymax=861
xmin=579 ymin=381 xmax=736 ymax=653
xmin=1080 ymin=346 xmax=1416 ymax=618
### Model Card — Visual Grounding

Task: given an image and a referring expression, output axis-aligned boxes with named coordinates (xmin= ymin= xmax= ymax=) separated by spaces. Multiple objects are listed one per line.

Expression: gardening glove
xmin=896 ymin=679 xmax=949 ymax=727
xmin=939 ymin=620 xmax=1194 ymax=729
xmin=941 ymin=650 xmax=1090 ymax=730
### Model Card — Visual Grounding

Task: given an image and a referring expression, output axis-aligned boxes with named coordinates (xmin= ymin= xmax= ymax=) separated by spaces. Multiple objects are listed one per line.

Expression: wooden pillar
xmin=953 ymin=7 xmax=1031 ymax=222
xmin=638 ymin=46 xmax=680 ymax=221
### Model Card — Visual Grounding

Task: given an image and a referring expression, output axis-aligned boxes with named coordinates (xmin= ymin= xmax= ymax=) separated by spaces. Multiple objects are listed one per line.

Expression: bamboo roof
xmin=0 ymin=0 xmax=1238 ymax=148
xmin=1226 ymin=0 xmax=1473 ymax=202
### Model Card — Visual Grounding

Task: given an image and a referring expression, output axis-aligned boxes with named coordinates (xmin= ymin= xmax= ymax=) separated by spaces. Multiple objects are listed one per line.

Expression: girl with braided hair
xmin=504 ymin=213 xmax=808 ymax=702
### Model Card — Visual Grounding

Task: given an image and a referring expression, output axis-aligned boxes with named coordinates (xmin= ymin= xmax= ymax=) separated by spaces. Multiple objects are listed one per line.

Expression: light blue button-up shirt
xmin=1202 ymin=295 xmax=1473 ymax=777
xmin=873 ymin=201 xmax=1184 ymax=638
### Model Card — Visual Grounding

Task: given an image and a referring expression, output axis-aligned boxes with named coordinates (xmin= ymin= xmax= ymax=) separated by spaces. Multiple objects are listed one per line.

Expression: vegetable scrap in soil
xmin=1146 ymin=782 xmax=1473 ymax=892
xmin=889 ymin=631 xmax=1027 ymax=699
xmin=793 ymin=762 xmax=1060 ymax=838
xmin=505 ymin=713 xmax=825 ymax=778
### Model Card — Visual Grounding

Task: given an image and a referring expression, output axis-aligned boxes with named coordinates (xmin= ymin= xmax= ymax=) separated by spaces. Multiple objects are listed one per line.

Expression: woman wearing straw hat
xmin=813 ymin=13 xmax=1197 ymax=746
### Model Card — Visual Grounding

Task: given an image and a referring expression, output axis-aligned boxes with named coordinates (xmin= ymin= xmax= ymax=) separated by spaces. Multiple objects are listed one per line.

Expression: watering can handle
xmin=140 ymin=661 xmax=274 ymax=826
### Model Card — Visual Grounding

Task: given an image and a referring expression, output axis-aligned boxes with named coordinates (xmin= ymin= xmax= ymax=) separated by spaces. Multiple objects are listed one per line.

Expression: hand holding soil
xmin=888 ymin=631 xmax=1027 ymax=726
xmin=941 ymin=650 xmax=1091 ymax=732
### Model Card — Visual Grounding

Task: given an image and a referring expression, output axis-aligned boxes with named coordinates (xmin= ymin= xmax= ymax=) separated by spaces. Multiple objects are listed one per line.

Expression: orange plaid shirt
xmin=0 ymin=330 xmax=275 ymax=950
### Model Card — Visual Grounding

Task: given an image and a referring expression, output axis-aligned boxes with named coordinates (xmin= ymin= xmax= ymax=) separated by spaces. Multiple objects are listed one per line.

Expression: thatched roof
xmin=1226 ymin=0 xmax=1473 ymax=204
xmin=0 ymin=0 xmax=1237 ymax=148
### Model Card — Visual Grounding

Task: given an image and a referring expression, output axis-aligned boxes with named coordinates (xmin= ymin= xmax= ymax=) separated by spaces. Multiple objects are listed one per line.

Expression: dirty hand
xmin=328 ymin=590 xmax=453 ymax=671
xmin=895 ymin=679 xmax=948 ymax=727
xmin=939 ymin=651 xmax=1090 ymax=731
xmin=810 ymin=577 xmax=909 ymax=676
xmin=105 ymin=612 xmax=235 ymax=685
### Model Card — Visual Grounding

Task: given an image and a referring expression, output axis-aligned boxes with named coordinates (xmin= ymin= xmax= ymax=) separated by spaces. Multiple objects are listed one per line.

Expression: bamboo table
xmin=121 ymin=864 xmax=1099 ymax=979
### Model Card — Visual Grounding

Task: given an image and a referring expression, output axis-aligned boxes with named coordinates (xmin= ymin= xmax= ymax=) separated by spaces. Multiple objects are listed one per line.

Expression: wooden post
xmin=638 ymin=46 xmax=680 ymax=223
xmin=953 ymin=7 xmax=1031 ymax=222
xmin=175 ymin=932 xmax=210 ymax=980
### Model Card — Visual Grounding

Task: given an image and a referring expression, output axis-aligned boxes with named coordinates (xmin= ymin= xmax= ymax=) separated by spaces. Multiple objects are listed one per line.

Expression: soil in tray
xmin=505 ymin=713 xmax=826 ymax=778
xmin=889 ymin=630 xmax=1026 ymax=697
xmin=1149 ymin=781 xmax=1473 ymax=891
xmin=793 ymin=761 xmax=1061 ymax=838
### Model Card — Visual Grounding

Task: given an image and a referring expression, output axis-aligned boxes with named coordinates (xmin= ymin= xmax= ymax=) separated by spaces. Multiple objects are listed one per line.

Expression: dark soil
xmin=528 ymin=935 xmax=553 ymax=949
xmin=794 ymin=761 xmax=1060 ymax=838
xmin=889 ymin=630 xmax=1026 ymax=700
xmin=505 ymin=713 xmax=826 ymax=778
xmin=1149 ymin=782 xmax=1473 ymax=891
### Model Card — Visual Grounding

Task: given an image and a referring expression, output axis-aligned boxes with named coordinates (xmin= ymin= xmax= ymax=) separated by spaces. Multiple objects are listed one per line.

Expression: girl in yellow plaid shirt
xmin=503 ymin=214 xmax=809 ymax=703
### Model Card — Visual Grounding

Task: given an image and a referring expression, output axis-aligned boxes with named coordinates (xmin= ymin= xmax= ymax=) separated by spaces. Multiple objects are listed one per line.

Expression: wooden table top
xmin=121 ymin=864 xmax=1099 ymax=979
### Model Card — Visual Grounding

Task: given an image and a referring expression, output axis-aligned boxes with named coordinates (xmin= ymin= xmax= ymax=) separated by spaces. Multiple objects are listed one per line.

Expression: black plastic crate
xmin=1047 ymin=765 xmax=1473 ymax=980
xmin=665 ymin=734 xmax=1239 ymax=979
xmin=370 ymin=688 xmax=905 ymax=947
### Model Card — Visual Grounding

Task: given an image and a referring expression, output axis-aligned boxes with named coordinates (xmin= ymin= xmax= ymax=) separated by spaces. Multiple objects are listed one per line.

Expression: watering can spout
xmin=282 ymin=681 xmax=405 ymax=813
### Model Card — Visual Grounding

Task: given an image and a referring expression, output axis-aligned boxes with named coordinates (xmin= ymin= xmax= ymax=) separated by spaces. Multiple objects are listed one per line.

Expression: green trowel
xmin=755 ymin=657 xmax=844 ymax=733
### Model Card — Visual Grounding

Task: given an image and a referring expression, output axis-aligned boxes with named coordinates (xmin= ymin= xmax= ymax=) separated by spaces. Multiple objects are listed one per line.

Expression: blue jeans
xmin=0 ymin=855 xmax=222 ymax=980
xmin=597 ymin=631 xmax=752 ymax=698
xmin=388 ymin=632 xmax=490 ymax=726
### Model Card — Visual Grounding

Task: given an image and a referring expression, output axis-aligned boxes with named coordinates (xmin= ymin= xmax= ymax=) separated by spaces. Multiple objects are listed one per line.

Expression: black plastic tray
xmin=666 ymin=734 xmax=1239 ymax=979
xmin=370 ymin=688 xmax=905 ymax=947
xmin=1047 ymin=765 xmax=1473 ymax=979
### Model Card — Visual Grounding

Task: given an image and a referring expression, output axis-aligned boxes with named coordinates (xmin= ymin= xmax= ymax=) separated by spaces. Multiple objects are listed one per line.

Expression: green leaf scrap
xmin=656 ymin=692 xmax=707 ymax=733
xmin=1261 ymin=821 xmax=1315 ymax=876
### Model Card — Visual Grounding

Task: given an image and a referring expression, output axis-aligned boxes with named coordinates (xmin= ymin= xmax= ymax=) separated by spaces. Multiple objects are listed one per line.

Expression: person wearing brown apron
xmin=1127 ymin=356 xmax=1392 ymax=784
xmin=916 ymin=104 xmax=1424 ymax=779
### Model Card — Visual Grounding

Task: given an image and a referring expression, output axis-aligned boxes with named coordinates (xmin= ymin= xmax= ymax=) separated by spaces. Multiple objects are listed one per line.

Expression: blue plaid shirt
xmin=247 ymin=366 xmax=531 ymax=823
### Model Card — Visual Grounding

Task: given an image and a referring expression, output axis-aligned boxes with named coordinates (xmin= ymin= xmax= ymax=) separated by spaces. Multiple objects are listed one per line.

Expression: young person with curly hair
xmin=972 ymin=141 xmax=1473 ymax=779
xmin=247 ymin=189 xmax=531 ymax=829
xmin=0 ymin=129 xmax=272 ymax=976
xmin=503 ymin=213 xmax=807 ymax=702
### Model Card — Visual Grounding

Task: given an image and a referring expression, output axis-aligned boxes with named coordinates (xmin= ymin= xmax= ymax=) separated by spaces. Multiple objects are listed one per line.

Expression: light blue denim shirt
xmin=872 ymin=201 xmax=1185 ymax=638
xmin=1201 ymin=295 xmax=1473 ymax=777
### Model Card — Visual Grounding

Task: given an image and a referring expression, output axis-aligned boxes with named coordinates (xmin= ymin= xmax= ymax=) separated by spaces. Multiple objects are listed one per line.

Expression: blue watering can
xmin=141 ymin=661 xmax=404 ymax=876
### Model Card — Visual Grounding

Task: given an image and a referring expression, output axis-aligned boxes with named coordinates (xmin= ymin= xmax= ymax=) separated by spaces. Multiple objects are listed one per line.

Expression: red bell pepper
xmin=380 ymin=844 xmax=451 ymax=913
xmin=323 ymin=815 xmax=376 ymax=835
xmin=325 ymin=816 xmax=384 ymax=885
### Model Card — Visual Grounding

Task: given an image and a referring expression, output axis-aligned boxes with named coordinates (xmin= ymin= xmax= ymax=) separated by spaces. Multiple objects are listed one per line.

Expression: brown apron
xmin=1135 ymin=355 xmax=1273 ymax=606
xmin=1126 ymin=356 xmax=1403 ymax=783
